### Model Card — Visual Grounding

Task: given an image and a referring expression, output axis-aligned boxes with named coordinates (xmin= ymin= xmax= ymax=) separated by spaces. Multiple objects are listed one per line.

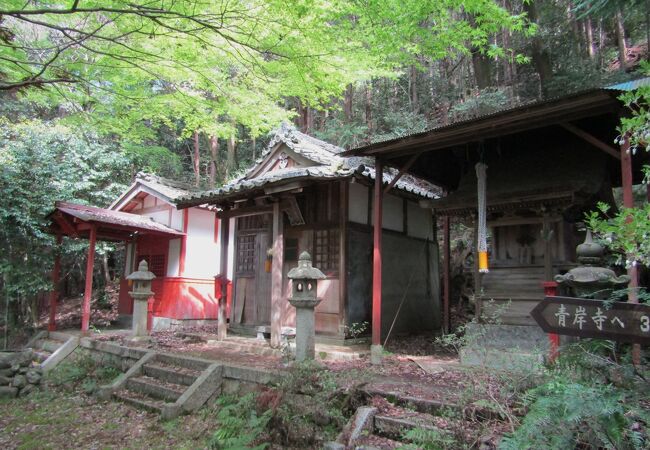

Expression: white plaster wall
xmin=407 ymin=201 xmax=433 ymax=240
xmin=149 ymin=210 xmax=170 ymax=227
xmin=348 ymin=182 xmax=368 ymax=224
xmin=371 ymin=193 xmax=403 ymax=231
xmin=167 ymin=238 xmax=181 ymax=276
xmin=183 ymin=208 xmax=219 ymax=279
xmin=170 ymin=209 xmax=184 ymax=231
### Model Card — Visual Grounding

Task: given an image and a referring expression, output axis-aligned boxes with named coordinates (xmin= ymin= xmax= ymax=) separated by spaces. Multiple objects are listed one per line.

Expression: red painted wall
xmin=151 ymin=277 xmax=218 ymax=319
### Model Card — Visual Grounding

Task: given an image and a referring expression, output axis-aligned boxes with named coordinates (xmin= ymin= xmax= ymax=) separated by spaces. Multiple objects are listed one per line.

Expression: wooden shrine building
xmin=176 ymin=124 xmax=442 ymax=347
xmin=347 ymin=80 xmax=650 ymax=338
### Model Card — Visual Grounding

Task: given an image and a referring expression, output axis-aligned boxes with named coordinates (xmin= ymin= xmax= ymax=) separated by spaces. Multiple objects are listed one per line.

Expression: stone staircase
xmin=328 ymin=381 xmax=497 ymax=449
xmin=24 ymin=331 xmax=79 ymax=372
xmin=110 ymin=353 xmax=215 ymax=418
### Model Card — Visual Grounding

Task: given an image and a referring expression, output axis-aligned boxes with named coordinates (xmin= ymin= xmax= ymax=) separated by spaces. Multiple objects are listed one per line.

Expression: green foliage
xmin=0 ymin=119 xmax=130 ymax=305
xmin=400 ymin=427 xmax=456 ymax=450
xmin=500 ymin=342 xmax=650 ymax=450
xmin=122 ymin=144 xmax=182 ymax=179
xmin=587 ymin=201 xmax=650 ymax=268
xmin=618 ymin=62 xmax=650 ymax=152
xmin=208 ymin=393 xmax=271 ymax=450
xmin=46 ymin=351 xmax=118 ymax=393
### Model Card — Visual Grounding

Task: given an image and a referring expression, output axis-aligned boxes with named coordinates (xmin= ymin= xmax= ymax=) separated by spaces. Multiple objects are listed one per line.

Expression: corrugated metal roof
xmin=55 ymin=201 xmax=184 ymax=235
xmin=605 ymin=77 xmax=650 ymax=91
xmin=349 ymin=78 xmax=649 ymax=154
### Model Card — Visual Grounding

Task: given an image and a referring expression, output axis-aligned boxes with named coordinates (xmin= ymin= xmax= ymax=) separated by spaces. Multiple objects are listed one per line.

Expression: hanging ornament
xmin=476 ymin=162 xmax=489 ymax=273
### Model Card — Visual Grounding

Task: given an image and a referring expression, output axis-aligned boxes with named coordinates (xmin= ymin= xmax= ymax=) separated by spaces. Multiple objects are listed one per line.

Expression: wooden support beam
xmin=384 ymin=153 xmax=420 ymax=194
xmin=270 ymin=202 xmax=284 ymax=348
xmin=217 ymin=215 xmax=229 ymax=341
xmin=49 ymin=234 xmax=62 ymax=332
xmin=81 ymin=225 xmax=97 ymax=333
xmin=217 ymin=204 xmax=273 ymax=219
xmin=620 ymin=136 xmax=640 ymax=364
xmin=53 ymin=212 xmax=78 ymax=237
xmin=372 ymin=159 xmax=384 ymax=348
xmin=560 ymin=123 xmax=621 ymax=160
xmin=442 ymin=216 xmax=450 ymax=334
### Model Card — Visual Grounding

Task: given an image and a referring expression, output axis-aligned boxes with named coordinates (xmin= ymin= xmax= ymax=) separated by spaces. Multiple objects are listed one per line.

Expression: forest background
xmin=0 ymin=0 xmax=648 ymax=336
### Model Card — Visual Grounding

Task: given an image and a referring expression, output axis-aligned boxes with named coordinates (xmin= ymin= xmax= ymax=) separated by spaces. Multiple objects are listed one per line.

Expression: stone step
xmin=113 ymin=390 xmax=170 ymax=414
xmin=143 ymin=363 xmax=200 ymax=387
xmin=38 ymin=339 xmax=62 ymax=353
xmin=126 ymin=376 xmax=185 ymax=402
xmin=373 ymin=411 xmax=450 ymax=441
xmin=33 ymin=350 xmax=52 ymax=364
xmin=48 ymin=331 xmax=72 ymax=343
xmin=154 ymin=353 xmax=211 ymax=372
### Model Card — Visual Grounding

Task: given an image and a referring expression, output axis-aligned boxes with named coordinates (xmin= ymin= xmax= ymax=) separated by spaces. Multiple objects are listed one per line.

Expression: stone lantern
xmin=287 ymin=251 xmax=326 ymax=362
xmin=555 ymin=230 xmax=629 ymax=299
xmin=127 ymin=260 xmax=156 ymax=340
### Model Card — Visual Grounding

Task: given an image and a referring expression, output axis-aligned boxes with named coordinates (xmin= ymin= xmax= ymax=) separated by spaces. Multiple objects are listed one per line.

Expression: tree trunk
xmin=102 ymin=253 xmax=110 ymax=285
xmin=343 ymin=84 xmax=354 ymax=123
xmin=523 ymin=1 xmax=553 ymax=97
xmin=306 ymin=106 xmax=314 ymax=134
xmin=193 ymin=130 xmax=200 ymax=187
xmin=252 ymin=136 xmax=257 ymax=161
xmin=472 ymin=49 xmax=492 ymax=90
xmin=209 ymin=135 xmax=218 ymax=188
xmin=410 ymin=65 xmax=419 ymax=114
xmin=364 ymin=81 xmax=373 ymax=133
xmin=585 ymin=15 xmax=597 ymax=59
xmin=226 ymin=134 xmax=236 ymax=177
xmin=615 ymin=8 xmax=628 ymax=71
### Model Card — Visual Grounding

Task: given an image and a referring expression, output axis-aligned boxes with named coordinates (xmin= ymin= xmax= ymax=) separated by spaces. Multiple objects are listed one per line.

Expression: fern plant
xmin=208 ymin=394 xmax=271 ymax=450
xmin=500 ymin=378 xmax=648 ymax=449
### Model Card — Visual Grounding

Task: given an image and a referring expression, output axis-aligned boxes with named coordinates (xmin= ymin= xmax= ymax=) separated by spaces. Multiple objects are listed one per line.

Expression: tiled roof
xmin=55 ymin=201 xmax=184 ymax=235
xmin=177 ymin=124 xmax=440 ymax=206
xmin=134 ymin=173 xmax=196 ymax=202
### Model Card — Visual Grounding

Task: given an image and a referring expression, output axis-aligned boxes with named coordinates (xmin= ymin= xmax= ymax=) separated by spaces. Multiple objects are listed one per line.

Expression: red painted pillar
xmin=48 ymin=234 xmax=62 ymax=332
xmin=542 ymin=281 xmax=559 ymax=362
xmin=621 ymin=135 xmax=641 ymax=364
xmin=442 ymin=215 xmax=451 ymax=334
xmin=81 ymin=225 xmax=97 ymax=333
xmin=372 ymin=159 xmax=384 ymax=348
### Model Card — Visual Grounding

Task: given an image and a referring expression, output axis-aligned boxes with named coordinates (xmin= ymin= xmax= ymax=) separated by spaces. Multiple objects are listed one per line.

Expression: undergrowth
xmin=500 ymin=340 xmax=650 ymax=449
xmin=208 ymin=393 xmax=271 ymax=450
xmin=46 ymin=351 xmax=120 ymax=394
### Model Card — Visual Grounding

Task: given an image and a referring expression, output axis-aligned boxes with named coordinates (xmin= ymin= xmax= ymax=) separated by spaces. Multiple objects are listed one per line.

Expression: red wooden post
xmin=442 ymin=215 xmax=451 ymax=334
xmin=48 ymin=234 xmax=62 ymax=331
xmin=372 ymin=159 xmax=384 ymax=356
xmin=81 ymin=225 xmax=97 ymax=333
xmin=543 ymin=281 xmax=559 ymax=362
xmin=217 ymin=215 xmax=230 ymax=341
xmin=271 ymin=202 xmax=284 ymax=348
xmin=621 ymin=135 xmax=641 ymax=364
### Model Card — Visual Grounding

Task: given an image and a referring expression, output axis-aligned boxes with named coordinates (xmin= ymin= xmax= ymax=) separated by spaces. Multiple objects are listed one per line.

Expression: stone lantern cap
xmin=287 ymin=252 xmax=326 ymax=280
xmin=127 ymin=260 xmax=156 ymax=281
xmin=555 ymin=230 xmax=629 ymax=299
